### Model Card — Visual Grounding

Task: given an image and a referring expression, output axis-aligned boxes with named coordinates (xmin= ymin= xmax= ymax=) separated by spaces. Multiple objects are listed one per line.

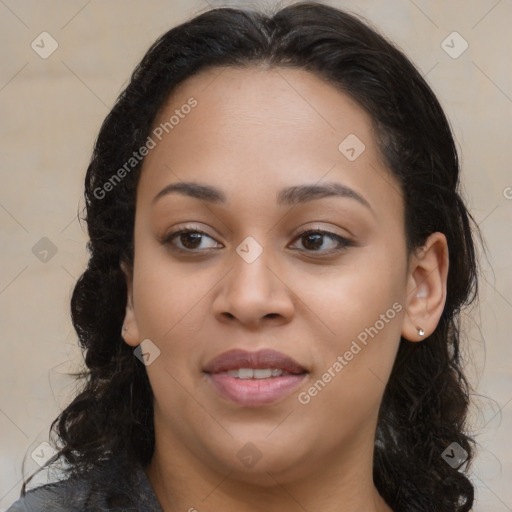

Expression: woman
xmin=8 ymin=2 xmax=479 ymax=511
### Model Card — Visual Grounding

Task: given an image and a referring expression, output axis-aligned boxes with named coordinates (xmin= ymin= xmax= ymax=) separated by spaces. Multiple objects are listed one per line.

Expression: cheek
xmin=131 ymin=258 xmax=210 ymax=411
xmin=303 ymin=247 xmax=406 ymax=344
xmin=132 ymin=239 xmax=213 ymax=342
xmin=295 ymin=248 xmax=405 ymax=411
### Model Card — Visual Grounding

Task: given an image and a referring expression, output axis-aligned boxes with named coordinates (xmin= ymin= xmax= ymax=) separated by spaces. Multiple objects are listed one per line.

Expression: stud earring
xmin=417 ymin=327 xmax=425 ymax=337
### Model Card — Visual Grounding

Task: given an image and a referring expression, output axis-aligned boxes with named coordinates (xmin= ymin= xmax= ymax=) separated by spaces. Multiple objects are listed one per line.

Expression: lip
xmin=203 ymin=349 xmax=308 ymax=407
xmin=203 ymin=349 xmax=307 ymax=374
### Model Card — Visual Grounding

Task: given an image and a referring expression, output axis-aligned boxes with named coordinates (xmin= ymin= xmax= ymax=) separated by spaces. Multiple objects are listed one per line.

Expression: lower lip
xmin=206 ymin=373 xmax=307 ymax=407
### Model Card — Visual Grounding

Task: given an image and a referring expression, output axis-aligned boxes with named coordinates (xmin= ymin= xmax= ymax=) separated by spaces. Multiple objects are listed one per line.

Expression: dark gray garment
xmin=6 ymin=458 xmax=163 ymax=512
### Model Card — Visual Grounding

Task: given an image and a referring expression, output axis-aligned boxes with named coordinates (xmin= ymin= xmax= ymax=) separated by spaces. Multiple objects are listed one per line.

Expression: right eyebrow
xmin=152 ymin=182 xmax=226 ymax=205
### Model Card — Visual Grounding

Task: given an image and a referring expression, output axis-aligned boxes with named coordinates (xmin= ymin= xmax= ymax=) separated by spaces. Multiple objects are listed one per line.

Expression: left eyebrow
xmin=276 ymin=182 xmax=372 ymax=210
xmin=152 ymin=180 xmax=372 ymax=211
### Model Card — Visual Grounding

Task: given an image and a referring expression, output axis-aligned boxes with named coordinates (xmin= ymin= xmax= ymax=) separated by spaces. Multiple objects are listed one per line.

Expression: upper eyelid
xmin=166 ymin=221 xmax=349 ymax=238
xmin=290 ymin=229 xmax=352 ymax=250
xmin=163 ymin=227 xmax=217 ymax=243
xmin=165 ymin=226 xmax=351 ymax=249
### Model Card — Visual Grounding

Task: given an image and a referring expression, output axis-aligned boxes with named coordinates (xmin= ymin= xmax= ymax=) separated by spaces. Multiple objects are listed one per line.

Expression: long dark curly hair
xmin=22 ymin=3 xmax=479 ymax=511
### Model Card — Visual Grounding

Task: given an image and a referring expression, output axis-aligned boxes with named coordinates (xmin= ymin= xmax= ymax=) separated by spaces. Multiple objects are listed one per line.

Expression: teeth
xmin=239 ymin=368 xmax=254 ymax=379
xmin=225 ymin=368 xmax=285 ymax=379
xmin=254 ymin=369 xmax=272 ymax=379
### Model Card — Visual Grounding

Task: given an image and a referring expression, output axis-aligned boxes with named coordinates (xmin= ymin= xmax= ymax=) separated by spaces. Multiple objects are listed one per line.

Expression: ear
xmin=401 ymin=232 xmax=449 ymax=342
xmin=120 ymin=261 xmax=141 ymax=347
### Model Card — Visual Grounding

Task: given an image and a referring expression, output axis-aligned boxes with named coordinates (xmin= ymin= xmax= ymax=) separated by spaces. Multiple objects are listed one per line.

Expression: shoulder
xmin=6 ymin=458 xmax=162 ymax=512
xmin=6 ymin=477 xmax=91 ymax=512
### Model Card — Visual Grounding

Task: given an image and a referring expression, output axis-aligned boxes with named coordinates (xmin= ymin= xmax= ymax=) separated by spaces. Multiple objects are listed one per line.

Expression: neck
xmin=145 ymin=431 xmax=392 ymax=512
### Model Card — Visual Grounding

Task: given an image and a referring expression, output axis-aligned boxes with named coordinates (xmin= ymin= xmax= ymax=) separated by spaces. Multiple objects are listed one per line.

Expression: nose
xmin=212 ymin=247 xmax=295 ymax=329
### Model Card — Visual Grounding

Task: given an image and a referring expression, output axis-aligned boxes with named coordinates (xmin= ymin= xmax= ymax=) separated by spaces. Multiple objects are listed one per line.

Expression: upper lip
xmin=203 ymin=349 xmax=307 ymax=374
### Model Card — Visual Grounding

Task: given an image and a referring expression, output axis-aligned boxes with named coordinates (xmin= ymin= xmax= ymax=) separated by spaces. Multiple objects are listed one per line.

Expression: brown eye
xmin=164 ymin=229 xmax=221 ymax=252
xmin=177 ymin=232 xmax=203 ymax=249
xmin=301 ymin=232 xmax=324 ymax=250
xmin=291 ymin=229 xmax=352 ymax=253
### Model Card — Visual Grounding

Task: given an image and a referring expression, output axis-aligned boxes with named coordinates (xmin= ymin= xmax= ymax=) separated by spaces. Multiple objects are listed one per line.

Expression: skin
xmin=121 ymin=65 xmax=449 ymax=512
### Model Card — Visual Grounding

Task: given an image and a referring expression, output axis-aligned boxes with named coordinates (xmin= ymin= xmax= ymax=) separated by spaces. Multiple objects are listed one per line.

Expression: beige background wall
xmin=0 ymin=0 xmax=510 ymax=510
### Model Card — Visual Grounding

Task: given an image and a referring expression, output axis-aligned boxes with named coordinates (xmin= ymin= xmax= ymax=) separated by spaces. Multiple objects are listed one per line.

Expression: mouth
xmin=203 ymin=349 xmax=308 ymax=407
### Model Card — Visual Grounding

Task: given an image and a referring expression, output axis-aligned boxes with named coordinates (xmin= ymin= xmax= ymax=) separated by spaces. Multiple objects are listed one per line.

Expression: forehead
xmin=138 ymin=65 xmax=402 ymax=218
xmin=153 ymin=64 xmax=375 ymax=149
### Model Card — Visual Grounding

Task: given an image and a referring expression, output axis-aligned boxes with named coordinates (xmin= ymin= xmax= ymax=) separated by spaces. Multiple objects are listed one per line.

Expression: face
xmin=121 ymin=65 xmax=444 ymax=485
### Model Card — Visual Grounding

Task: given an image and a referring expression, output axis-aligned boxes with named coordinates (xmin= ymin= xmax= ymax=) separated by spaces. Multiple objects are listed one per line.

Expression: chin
xmin=202 ymin=434 xmax=314 ymax=485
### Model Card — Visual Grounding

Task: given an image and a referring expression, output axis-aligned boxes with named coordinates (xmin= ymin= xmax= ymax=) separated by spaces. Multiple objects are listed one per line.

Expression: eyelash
xmin=162 ymin=226 xmax=353 ymax=256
